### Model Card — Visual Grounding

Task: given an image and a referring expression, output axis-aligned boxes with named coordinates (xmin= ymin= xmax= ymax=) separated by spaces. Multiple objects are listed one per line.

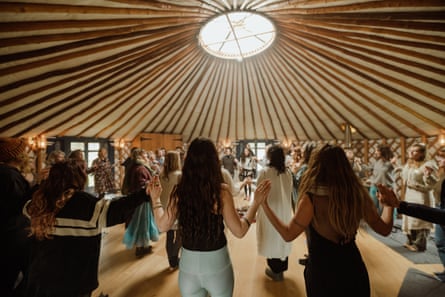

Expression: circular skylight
xmin=199 ymin=12 xmax=275 ymax=60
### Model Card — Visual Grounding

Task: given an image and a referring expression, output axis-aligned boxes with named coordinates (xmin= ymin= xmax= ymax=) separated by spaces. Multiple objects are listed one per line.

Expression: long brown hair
xmin=298 ymin=144 xmax=369 ymax=240
xmin=26 ymin=160 xmax=87 ymax=240
xmin=171 ymin=137 xmax=224 ymax=243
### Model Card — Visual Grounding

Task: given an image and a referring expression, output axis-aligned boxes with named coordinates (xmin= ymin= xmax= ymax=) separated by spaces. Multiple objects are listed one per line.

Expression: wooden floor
xmin=93 ymin=195 xmax=443 ymax=297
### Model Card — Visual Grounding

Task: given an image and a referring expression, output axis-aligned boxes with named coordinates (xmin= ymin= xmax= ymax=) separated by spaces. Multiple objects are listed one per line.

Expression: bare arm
xmin=376 ymin=184 xmax=400 ymax=208
xmin=149 ymin=176 xmax=177 ymax=232
xmin=223 ymin=180 xmax=271 ymax=238
xmin=377 ymin=183 xmax=445 ymax=225
xmin=364 ymin=189 xmax=393 ymax=236
xmin=261 ymin=193 xmax=313 ymax=242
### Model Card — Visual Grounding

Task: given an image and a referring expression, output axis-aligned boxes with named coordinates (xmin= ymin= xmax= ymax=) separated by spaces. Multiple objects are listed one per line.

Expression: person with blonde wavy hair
xmin=257 ymin=144 xmax=395 ymax=297
xmin=159 ymin=150 xmax=182 ymax=269
xmin=400 ymin=142 xmax=438 ymax=252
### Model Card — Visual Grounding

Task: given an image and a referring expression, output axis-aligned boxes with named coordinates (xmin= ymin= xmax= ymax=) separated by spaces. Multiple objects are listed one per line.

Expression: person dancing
xmin=149 ymin=137 xmax=271 ymax=297
xmin=257 ymin=144 xmax=394 ymax=297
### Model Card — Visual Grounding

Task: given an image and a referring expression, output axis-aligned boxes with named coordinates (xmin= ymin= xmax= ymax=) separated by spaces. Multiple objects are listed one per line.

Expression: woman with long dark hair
xmin=150 ymin=137 xmax=271 ymax=297
xmin=23 ymin=160 xmax=160 ymax=297
xmin=255 ymin=144 xmax=293 ymax=281
xmin=257 ymin=144 xmax=395 ymax=297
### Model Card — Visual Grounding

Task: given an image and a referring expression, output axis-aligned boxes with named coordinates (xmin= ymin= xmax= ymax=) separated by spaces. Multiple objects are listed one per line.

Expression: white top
xmin=401 ymin=160 xmax=437 ymax=231
xmin=160 ymin=171 xmax=182 ymax=230
xmin=256 ymin=167 xmax=293 ymax=258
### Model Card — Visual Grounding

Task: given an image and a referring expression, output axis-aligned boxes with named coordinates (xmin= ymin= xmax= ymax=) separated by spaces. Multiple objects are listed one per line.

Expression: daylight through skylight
xmin=199 ymin=12 xmax=275 ymax=60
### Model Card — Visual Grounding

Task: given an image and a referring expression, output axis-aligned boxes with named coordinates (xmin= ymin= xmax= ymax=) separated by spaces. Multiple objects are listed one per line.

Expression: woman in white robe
xmin=401 ymin=143 xmax=438 ymax=252
xmin=256 ymin=144 xmax=293 ymax=281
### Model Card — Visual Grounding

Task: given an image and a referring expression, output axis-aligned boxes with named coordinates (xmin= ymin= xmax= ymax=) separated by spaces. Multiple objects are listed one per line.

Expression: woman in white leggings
xmin=148 ymin=137 xmax=271 ymax=297
xmin=179 ymin=246 xmax=233 ymax=297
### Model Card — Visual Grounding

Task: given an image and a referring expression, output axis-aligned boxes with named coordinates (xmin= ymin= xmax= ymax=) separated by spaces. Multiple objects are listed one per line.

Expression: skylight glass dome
xmin=199 ymin=12 xmax=276 ymax=60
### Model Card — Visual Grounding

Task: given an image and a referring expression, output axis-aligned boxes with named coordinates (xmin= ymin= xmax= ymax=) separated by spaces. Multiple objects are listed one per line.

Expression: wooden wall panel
xmin=132 ymin=133 xmax=183 ymax=152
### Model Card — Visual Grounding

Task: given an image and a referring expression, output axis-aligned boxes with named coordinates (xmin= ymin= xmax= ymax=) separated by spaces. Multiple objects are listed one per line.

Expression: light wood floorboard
xmin=92 ymin=220 xmax=442 ymax=297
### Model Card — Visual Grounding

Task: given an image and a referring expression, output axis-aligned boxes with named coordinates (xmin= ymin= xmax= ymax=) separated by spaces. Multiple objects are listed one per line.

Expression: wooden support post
xmin=400 ymin=137 xmax=406 ymax=165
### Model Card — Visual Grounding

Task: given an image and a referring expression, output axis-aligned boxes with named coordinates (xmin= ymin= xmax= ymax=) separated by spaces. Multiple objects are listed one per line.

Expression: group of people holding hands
xmin=2 ymin=135 xmax=444 ymax=297
xmin=149 ymin=139 xmax=444 ymax=297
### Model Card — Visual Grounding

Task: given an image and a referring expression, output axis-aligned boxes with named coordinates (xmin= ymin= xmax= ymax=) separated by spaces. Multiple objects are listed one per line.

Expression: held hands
xmin=376 ymin=184 xmax=400 ymax=208
xmin=146 ymin=175 xmax=162 ymax=202
xmin=252 ymin=179 xmax=272 ymax=206
xmin=424 ymin=166 xmax=433 ymax=177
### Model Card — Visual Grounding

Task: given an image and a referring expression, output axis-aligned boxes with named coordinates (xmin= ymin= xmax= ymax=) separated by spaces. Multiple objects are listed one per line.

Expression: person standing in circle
xmin=257 ymin=144 xmax=395 ymax=297
xmin=89 ymin=148 xmax=115 ymax=198
xmin=256 ymin=144 xmax=293 ymax=281
xmin=149 ymin=137 xmax=271 ymax=297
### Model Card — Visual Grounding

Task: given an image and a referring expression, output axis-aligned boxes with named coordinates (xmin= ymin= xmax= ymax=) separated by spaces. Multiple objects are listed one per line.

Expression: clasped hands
xmin=252 ymin=179 xmax=272 ymax=205
xmin=376 ymin=183 xmax=400 ymax=208
xmin=145 ymin=176 xmax=272 ymax=206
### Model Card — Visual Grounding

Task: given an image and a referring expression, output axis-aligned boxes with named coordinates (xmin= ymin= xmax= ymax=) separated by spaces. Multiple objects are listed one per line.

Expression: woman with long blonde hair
xmin=258 ymin=144 xmax=395 ymax=297
xmin=159 ymin=150 xmax=182 ymax=269
xmin=401 ymin=142 xmax=438 ymax=252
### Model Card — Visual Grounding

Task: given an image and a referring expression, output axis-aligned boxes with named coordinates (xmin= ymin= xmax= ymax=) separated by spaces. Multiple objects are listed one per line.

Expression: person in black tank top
xmin=256 ymin=144 xmax=395 ymax=297
xmin=149 ymin=137 xmax=272 ymax=297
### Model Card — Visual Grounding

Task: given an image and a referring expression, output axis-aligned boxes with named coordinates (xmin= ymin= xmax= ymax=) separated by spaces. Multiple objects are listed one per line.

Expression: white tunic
xmin=256 ymin=167 xmax=293 ymax=258
xmin=401 ymin=160 xmax=437 ymax=231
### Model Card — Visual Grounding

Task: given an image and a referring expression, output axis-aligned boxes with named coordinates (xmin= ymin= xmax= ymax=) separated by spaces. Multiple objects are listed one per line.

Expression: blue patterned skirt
xmin=123 ymin=202 xmax=159 ymax=249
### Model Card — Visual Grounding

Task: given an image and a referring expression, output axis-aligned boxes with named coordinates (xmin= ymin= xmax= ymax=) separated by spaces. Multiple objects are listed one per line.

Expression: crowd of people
xmin=2 ymin=135 xmax=444 ymax=297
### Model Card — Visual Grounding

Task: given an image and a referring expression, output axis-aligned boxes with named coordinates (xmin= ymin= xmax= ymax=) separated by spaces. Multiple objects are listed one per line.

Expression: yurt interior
xmin=1 ymin=1 xmax=445 ymax=297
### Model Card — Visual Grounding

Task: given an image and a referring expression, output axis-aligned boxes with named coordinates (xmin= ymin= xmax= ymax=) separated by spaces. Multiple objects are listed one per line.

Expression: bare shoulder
xmin=221 ymin=183 xmax=231 ymax=192
xmin=220 ymin=184 xmax=235 ymax=211
xmin=220 ymin=184 xmax=233 ymax=201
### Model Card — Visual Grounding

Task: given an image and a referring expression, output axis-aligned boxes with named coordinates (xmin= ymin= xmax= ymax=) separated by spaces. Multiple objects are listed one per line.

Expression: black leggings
xmin=267 ymin=257 xmax=288 ymax=273
xmin=166 ymin=229 xmax=182 ymax=267
xmin=243 ymin=184 xmax=251 ymax=196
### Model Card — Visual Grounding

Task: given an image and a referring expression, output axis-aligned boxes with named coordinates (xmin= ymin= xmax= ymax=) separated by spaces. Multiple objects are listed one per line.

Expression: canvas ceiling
xmin=0 ymin=0 xmax=444 ymax=143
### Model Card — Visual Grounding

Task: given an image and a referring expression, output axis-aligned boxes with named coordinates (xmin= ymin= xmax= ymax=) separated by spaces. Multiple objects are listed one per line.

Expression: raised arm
xmin=364 ymin=199 xmax=393 ymax=236
xmin=377 ymin=183 xmax=445 ymax=225
xmin=261 ymin=193 xmax=314 ymax=242
xmin=223 ymin=179 xmax=271 ymax=238
xmin=148 ymin=176 xmax=177 ymax=232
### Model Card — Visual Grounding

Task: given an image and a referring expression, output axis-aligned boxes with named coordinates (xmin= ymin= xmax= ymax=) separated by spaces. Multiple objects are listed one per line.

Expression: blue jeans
xmin=435 ymin=208 xmax=445 ymax=270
